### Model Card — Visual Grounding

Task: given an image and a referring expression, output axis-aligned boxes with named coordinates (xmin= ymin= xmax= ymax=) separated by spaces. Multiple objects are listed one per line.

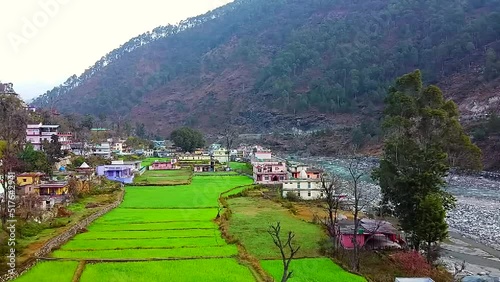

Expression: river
xmin=290 ymin=156 xmax=500 ymax=276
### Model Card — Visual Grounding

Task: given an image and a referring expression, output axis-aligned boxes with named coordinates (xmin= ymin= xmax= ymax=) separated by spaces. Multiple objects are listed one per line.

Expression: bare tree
xmin=18 ymin=193 xmax=43 ymax=221
xmin=347 ymin=156 xmax=367 ymax=272
xmin=268 ymin=222 xmax=301 ymax=282
xmin=453 ymin=261 xmax=466 ymax=282
xmin=320 ymin=175 xmax=342 ymax=251
xmin=220 ymin=126 xmax=239 ymax=168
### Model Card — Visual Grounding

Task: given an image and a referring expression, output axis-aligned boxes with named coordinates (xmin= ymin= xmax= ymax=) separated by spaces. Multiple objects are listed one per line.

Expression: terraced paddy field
xmin=14 ymin=175 xmax=255 ymax=282
xmin=133 ymin=168 xmax=192 ymax=185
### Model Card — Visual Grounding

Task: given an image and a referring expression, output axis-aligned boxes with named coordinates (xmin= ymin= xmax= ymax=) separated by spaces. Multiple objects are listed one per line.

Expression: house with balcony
xmin=92 ymin=143 xmax=111 ymax=158
xmin=58 ymin=132 xmax=72 ymax=151
xmin=212 ymin=148 xmax=228 ymax=164
xmin=282 ymin=163 xmax=327 ymax=200
xmin=252 ymin=161 xmax=287 ymax=184
xmin=26 ymin=123 xmax=60 ymax=150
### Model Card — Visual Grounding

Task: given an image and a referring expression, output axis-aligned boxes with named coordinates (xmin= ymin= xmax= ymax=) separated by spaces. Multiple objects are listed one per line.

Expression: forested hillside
xmin=32 ymin=0 xmax=500 ymax=135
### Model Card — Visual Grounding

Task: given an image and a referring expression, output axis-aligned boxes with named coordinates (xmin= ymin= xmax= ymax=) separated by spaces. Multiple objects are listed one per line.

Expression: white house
xmin=212 ymin=148 xmax=228 ymax=164
xmin=26 ymin=124 xmax=60 ymax=150
xmin=92 ymin=143 xmax=111 ymax=158
xmin=282 ymin=163 xmax=328 ymax=200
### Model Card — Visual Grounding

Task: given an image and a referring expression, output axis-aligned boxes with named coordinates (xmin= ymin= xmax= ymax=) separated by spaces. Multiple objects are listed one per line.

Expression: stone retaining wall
xmin=1 ymin=190 xmax=125 ymax=282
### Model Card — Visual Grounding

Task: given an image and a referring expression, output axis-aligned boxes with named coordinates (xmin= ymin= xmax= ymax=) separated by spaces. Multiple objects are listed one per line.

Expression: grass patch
xmin=53 ymin=245 xmax=239 ymax=259
xmin=133 ymin=169 xmax=191 ymax=185
xmin=13 ymin=261 xmax=79 ymax=282
xmin=228 ymin=197 xmax=326 ymax=259
xmin=261 ymin=258 xmax=366 ymax=282
xmin=92 ymin=208 xmax=220 ymax=224
xmin=122 ymin=176 xmax=252 ymax=209
xmin=61 ymin=237 xmax=228 ymax=250
xmin=72 ymin=229 xmax=220 ymax=240
xmin=80 ymin=259 xmax=254 ymax=282
xmin=87 ymin=221 xmax=217 ymax=231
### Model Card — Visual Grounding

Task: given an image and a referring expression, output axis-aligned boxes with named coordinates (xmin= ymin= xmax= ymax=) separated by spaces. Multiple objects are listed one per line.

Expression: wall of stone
xmin=1 ymin=190 xmax=124 ymax=282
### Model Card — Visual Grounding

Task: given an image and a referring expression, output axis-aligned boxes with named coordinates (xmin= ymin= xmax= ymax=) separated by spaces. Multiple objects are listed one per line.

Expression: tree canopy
xmin=170 ymin=127 xmax=205 ymax=153
xmin=373 ymin=69 xmax=482 ymax=253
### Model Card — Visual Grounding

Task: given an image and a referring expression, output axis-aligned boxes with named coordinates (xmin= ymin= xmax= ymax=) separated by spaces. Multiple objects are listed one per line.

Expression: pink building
xmin=149 ymin=159 xmax=179 ymax=170
xmin=252 ymin=161 xmax=287 ymax=184
xmin=26 ymin=124 xmax=60 ymax=150
xmin=338 ymin=219 xmax=405 ymax=250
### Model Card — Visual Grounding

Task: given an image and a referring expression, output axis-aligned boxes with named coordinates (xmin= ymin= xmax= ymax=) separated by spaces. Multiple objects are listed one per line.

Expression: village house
xmin=338 ymin=219 xmax=405 ymax=250
xmin=149 ymin=159 xmax=179 ymax=170
xmin=252 ymin=160 xmax=288 ymax=184
xmin=96 ymin=163 xmax=135 ymax=184
xmin=282 ymin=163 xmax=326 ymax=199
xmin=16 ymin=172 xmax=45 ymax=195
xmin=36 ymin=182 xmax=69 ymax=196
xmin=26 ymin=123 xmax=60 ymax=150
xmin=177 ymin=154 xmax=211 ymax=162
xmin=193 ymin=163 xmax=214 ymax=173
xmin=58 ymin=132 xmax=72 ymax=151
xmin=211 ymin=148 xmax=228 ymax=164
xmin=92 ymin=142 xmax=111 ymax=158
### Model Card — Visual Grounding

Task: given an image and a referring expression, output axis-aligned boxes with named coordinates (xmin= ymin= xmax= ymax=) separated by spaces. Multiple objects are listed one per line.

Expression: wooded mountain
xmin=32 ymin=0 xmax=500 ymax=136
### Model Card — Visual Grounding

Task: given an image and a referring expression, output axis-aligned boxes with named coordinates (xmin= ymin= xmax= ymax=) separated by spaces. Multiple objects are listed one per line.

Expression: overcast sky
xmin=0 ymin=0 xmax=233 ymax=101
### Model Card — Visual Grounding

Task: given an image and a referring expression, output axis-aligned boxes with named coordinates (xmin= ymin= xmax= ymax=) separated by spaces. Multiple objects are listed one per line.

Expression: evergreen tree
xmin=373 ymin=70 xmax=482 ymax=253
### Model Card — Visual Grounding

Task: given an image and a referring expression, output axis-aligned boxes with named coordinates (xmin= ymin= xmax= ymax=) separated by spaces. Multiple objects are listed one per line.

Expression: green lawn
xmin=80 ymin=259 xmax=255 ymax=282
xmin=14 ymin=261 xmax=79 ymax=282
xmin=92 ymin=208 xmax=219 ymax=224
xmin=228 ymin=197 xmax=326 ymax=259
xmin=261 ymin=258 xmax=366 ymax=282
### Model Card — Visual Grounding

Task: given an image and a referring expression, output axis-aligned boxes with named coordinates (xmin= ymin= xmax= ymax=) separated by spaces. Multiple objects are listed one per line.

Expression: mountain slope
xmin=32 ymin=0 xmax=500 ymax=135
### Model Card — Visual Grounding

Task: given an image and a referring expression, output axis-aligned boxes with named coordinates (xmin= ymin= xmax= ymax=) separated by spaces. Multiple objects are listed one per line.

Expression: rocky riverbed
xmin=293 ymin=156 xmax=500 ymax=253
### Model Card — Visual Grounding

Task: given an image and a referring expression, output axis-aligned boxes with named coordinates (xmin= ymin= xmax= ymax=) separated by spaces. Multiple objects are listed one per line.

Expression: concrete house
xmin=150 ymin=159 xmax=179 ymax=170
xmin=26 ymin=123 xmax=60 ymax=150
xmin=252 ymin=161 xmax=287 ymax=184
xmin=282 ymin=163 xmax=326 ymax=200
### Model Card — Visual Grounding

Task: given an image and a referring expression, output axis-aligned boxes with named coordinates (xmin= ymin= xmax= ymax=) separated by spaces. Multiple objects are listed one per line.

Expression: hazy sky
xmin=0 ymin=0 xmax=233 ymax=101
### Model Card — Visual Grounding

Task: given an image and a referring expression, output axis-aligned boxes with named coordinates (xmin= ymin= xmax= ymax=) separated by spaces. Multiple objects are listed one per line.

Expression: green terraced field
xmin=80 ymin=259 xmax=254 ymax=282
xmin=15 ymin=175 xmax=256 ymax=282
xmin=87 ymin=221 xmax=217 ymax=231
xmin=60 ymin=237 xmax=227 ymax=250
xmin=261 ymin=258 xmax=366 ymax=282
xmin=53 ymin=245 xmax=239 ymax=259
xmin=14 ymin=261 xmax=79 ymax=282
xmin=123 ymin=176 xmax=252 ymax=208
xmin=133 ymin=169 xmax=192 ymax=185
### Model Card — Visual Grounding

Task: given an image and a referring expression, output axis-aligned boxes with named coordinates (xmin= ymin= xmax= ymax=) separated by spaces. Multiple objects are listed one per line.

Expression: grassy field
xmin=123 ymin=176 xmax=252 ymax=208
xmin=80 ymin=259 xmax=254 ymax=282
xmin=15 ymin=175 xmax=256 ymax=281
xmin=261 ymin=258 xmax=366 ymax=282
xmin=227 ymin=197 xmax=326 ymax=259
xmin=14 ymin=261 xmax=79 ymax=282
xmin=133 ymin=169 xmax=192 ymax=185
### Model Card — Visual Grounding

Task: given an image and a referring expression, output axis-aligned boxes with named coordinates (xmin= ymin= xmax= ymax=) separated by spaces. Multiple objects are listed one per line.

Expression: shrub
xmin=286 ymin=191 xmax=300 ymax=202
xmin=391 ymin=251 xmax=431 ymax=276
xmin=18 ymin=221 xmax=45 ymax=238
